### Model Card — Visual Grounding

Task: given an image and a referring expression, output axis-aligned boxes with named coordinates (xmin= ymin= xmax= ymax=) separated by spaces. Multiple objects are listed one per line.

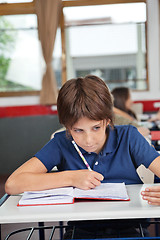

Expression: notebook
xmin=17 ymin=182 xmax=130 ymax=206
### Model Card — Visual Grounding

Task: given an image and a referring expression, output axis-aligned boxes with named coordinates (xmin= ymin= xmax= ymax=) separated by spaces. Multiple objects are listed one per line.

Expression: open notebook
xmin=17 ymin=183 xmax=129 ymax=206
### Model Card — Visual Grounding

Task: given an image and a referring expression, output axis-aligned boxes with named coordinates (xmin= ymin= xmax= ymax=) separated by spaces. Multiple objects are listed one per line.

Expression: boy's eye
xmin=74 ymin=129 xmax=83 ymax=133
xmin=93 ymin=126 xmax=100 ymax=130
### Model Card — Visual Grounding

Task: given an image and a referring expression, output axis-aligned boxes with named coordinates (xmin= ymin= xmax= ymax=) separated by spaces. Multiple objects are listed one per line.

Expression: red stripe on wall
xmin=0 ymin=100 xmax=160 ymax=118
xmin=0 ymin=105 xmax=57 ymax=118
xmin=134 ymin=100 xmax=160 ymax=112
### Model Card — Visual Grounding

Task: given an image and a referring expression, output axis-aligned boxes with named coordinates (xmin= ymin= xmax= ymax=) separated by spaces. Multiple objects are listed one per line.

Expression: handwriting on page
xmin=74 ymin=183 xmax=129 ymax=200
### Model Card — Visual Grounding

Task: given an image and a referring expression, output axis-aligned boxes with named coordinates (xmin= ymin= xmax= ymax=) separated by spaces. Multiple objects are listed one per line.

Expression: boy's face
xmin=69 ymin=117 xmax=109 ymax=154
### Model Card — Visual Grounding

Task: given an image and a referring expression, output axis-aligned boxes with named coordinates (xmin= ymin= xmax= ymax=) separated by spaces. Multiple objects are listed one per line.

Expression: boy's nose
xmin=85 ymin=133 xmax=92 ymax=145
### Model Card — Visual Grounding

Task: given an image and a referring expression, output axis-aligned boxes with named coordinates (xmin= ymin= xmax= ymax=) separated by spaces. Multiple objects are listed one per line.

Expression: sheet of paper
xmin=18 ymin=187 xmax=74 ymax=205
xmin=74 ymin=182 xmax=129 ymax=200
xmin=23 ymin=187 xmax=73 ymax=199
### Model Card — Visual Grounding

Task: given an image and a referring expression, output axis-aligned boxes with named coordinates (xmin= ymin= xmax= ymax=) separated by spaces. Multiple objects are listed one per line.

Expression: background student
xmin=111 ymin=87 xmax=150 ymax=137
xmin=111 ymin=86 xmax=160 ymax=124
xmin=149 ymin=109 xmax=160 ymax=122
xmin=111 ymin=87 xmax=137 ymax=120
xmin=5 ymin=75 xmax=160 ymax=239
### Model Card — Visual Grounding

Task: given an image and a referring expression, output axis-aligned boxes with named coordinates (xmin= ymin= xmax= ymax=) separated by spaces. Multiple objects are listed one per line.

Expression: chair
xmin=132 ymin=103 xmax=143 ymax=121
xmin=50 ymin=127 xmax=66 ymax=139
xmin=4 ymin=224 xmax=67 ymax=240
xmin=136 ymin=164 xmax=154 ymax=184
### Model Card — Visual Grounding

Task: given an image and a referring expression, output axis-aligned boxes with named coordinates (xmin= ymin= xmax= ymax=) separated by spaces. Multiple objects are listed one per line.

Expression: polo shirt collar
xmin=102 ymin=127 xmax=118 ymax=155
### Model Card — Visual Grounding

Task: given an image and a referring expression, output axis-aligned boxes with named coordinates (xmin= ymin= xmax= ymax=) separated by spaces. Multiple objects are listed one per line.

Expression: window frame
xmin=0 ymin=0 xmax=39 ymax=97
xmin=60 ymin=0 xmax=149 ymax=91
xmin=0 ymin=0 xmax=148 ymax=97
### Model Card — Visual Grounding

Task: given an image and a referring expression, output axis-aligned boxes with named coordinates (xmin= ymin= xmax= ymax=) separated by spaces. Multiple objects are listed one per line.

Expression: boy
xmin=5 ymin=75 xmax=160 ymax=238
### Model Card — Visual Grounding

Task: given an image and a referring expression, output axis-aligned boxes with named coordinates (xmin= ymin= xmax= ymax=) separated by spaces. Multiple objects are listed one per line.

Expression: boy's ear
xmin=106 ymin=119 xmax=111 ymax=126
xmin=66 ymin=128 xmax=71 ymax=136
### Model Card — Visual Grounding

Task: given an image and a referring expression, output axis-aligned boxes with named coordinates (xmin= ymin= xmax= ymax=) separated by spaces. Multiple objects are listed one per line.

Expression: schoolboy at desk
xmin=5 ymin=75 xmax=160 ymax=238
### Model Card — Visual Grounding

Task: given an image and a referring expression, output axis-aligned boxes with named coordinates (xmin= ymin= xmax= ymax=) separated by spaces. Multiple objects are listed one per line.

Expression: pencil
xmin=72 ymin=140 xmax=92 ymax=171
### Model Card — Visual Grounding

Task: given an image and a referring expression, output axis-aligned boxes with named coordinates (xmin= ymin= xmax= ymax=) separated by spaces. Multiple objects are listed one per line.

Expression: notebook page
xmin=23 ymin=187 xmax=74 ymax=199
xmin=18 ymin=195 xmax=74 ymax=205
xmin=74 ymin=182 xmax=129 ymax=200
xmin=18 ymin=187 xmax=74 ymax=205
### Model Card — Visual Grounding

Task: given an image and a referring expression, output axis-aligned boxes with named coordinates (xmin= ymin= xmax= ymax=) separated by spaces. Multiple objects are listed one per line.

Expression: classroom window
xmin=0 ymin=14 xmax=41 ymax=92
xmin=76 ymin=67 xmax=137 ymax=89
xmin=0 ymin=12 xmax=62 ymax=95
xmin=0 ymin=0 xmax=148 ymax=97
xmin=62 ymin=2 xmax=147 ymax=91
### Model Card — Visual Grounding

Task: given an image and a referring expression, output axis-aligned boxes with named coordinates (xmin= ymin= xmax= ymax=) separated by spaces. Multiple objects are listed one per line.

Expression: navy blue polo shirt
xmin=35 ymin=125 xmax=159 ymax=185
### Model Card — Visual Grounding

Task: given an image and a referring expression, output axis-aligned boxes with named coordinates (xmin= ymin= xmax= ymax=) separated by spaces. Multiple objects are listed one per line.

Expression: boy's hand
xmin=70 ymin=169 xmax=104 ymax=190
xmin=141 ymin=185 xmax=160 ymax=205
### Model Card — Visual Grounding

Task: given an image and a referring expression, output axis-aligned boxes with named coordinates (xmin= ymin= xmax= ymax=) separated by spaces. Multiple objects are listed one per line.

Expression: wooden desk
xmin=1 ymin=184 xmax=160 ymax=225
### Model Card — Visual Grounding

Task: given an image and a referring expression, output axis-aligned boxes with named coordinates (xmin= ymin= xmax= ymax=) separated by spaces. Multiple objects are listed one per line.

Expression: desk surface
xmin=1 ymin=184 xmax=160 ymax=224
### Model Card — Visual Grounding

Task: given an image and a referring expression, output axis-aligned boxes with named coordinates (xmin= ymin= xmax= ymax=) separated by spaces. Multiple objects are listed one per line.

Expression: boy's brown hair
xmin=57 ymin=75 xmax=114 ymax=128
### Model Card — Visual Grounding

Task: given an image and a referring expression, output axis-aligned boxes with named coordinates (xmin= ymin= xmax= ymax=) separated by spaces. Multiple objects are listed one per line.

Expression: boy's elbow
xmin=5 ymin=177 xmax=16 ymax=195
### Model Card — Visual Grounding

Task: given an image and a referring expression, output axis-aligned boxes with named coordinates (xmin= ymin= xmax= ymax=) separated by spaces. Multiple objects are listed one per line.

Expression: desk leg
xmin=59 ymin=221 xmax=64 ymax=240
xmin=155 ymin=218 xmax=160 ymax=236
xmin=38 ymin=222 xmax=45 ymax=240
xmin=0 ymin=224 xmax=1 ymax=240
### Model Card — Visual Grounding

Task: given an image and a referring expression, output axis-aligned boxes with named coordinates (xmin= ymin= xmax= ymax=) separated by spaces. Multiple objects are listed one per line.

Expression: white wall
xmin=0 ymin=96 xmax=40 ymax=107
xmin=132 ymin=0 xmax=160 ymax=101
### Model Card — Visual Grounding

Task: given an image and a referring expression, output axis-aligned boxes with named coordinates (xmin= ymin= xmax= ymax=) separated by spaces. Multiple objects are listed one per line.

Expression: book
xmin=150 ymin=131 xmax=160 ymax=141
xmin=17 ymin=182 xmax=130 ymax=207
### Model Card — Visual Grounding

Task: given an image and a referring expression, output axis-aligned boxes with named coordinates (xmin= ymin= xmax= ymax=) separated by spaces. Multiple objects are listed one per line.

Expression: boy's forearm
xmin=5 ymin=169 xmax=103 ymax=195
xmin=5 ymin=171 xmax=73 ymax=195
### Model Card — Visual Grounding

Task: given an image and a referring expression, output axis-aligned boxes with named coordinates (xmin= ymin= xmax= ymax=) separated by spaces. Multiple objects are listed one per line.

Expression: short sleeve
xmin=35 ymin=138 xmax=62 ymax=172
xmin=129 ymin=126 xmax=159 ymax=168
